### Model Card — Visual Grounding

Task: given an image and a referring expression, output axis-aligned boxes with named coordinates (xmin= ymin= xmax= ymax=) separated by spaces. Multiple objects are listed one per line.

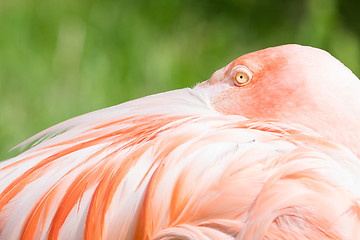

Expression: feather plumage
xmin=1 ymin=44 xmax=360 ymax=239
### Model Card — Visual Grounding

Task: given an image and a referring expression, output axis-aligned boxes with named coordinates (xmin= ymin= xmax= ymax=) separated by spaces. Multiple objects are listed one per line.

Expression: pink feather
xmin=1 ymin=44 xmax=360 ymax=239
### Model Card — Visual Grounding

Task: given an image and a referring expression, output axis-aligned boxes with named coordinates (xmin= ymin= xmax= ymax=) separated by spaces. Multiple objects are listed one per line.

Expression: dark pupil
xmin=240 ymin=75 xmax=243 ymax=79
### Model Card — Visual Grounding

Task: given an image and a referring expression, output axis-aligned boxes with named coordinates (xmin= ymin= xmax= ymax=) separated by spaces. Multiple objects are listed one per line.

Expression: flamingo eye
xmin=232 ymin=66 xmax=252 ymax=87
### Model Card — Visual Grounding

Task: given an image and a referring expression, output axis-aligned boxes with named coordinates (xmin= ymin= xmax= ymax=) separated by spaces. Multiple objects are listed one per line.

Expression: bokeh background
xmin=1 ymin=0 xmax=360 ymax=159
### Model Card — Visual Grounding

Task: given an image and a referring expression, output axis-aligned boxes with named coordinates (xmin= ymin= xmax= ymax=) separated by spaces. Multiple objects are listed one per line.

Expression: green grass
xmin=1 ymin=0 xmax=359 ymax=160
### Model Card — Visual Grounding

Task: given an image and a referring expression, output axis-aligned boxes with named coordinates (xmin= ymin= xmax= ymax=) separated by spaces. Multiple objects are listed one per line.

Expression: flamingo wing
xmin=1 ymin=88 xmax=359 ymax=239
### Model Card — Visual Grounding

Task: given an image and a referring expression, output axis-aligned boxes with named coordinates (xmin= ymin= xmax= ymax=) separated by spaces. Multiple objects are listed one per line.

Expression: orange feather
xmin=1 ymin=44 xmax=360 ymax=239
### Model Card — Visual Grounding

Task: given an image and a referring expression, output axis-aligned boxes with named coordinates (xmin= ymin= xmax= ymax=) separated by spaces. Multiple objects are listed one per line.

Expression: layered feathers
xmin=1 ymin=45 xmax=360 ymax=239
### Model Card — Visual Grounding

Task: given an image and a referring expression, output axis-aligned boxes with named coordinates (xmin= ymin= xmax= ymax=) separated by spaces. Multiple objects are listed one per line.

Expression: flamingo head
xmin=198 ymin=44 xmax=360 ymax=157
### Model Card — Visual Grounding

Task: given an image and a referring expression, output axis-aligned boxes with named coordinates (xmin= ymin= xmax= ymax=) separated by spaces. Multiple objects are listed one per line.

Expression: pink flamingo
xmin=1 ymin=44 xmax=360 ymax=239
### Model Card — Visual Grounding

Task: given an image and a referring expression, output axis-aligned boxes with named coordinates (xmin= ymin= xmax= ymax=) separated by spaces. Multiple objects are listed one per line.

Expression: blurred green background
xmin=1 ymin=0 xmax=360 ymax=159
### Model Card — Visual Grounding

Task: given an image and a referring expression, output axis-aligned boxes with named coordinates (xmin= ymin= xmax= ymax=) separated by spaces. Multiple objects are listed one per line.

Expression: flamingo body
xmin=1 ymin=44 xmax=360 ymax=239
